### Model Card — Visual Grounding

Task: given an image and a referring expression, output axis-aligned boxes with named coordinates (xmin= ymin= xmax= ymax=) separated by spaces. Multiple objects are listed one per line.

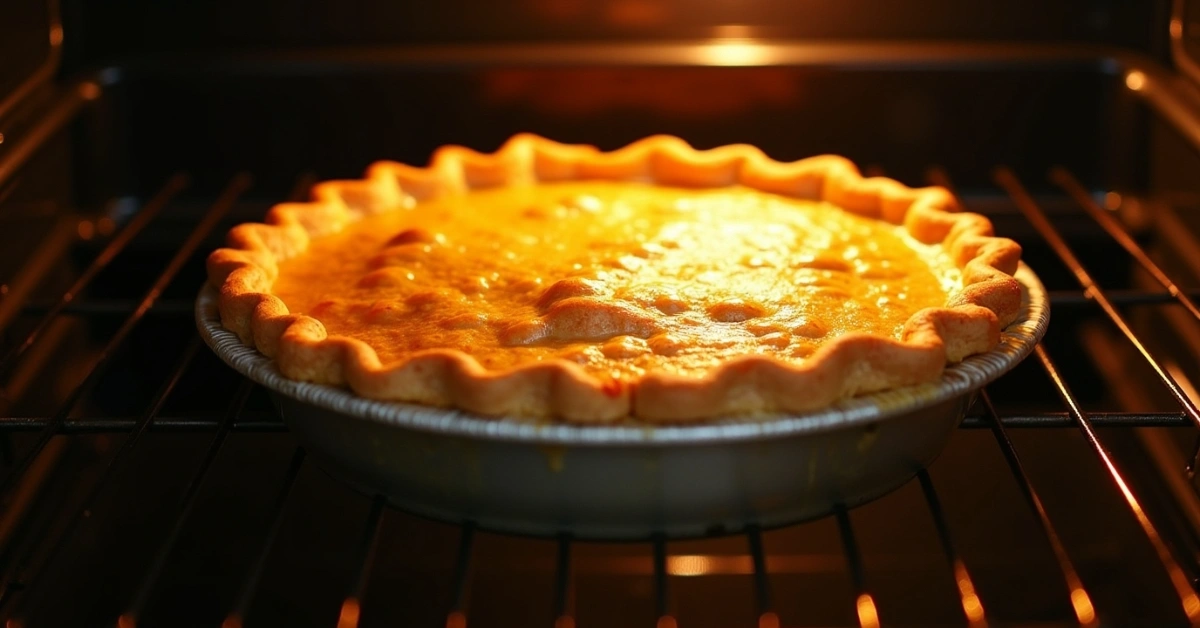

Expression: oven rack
xmin=3 ymin=100 xmax=1200 ymax=628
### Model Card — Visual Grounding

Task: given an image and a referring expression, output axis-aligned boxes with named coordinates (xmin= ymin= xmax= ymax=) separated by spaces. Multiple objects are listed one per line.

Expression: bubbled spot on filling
xmin=706 ymin=298 xmax=768 ymax=323
xmin=537 ymin=277 xmax=602 ymax=310
xmin=791 ymin=318 xmax=828 ymax=338
xmin=500 ymin=297 xmax=662 ymax=346
xmin=646 ymin=333 xmax=687 ymax=356
xmin=386 ymin=227 xmax=443 ymax=246
xmin=405 ymin=288 xmax=465 ymax=310
xmin=600 ymin=335 xmax=651 ymax=359
xmin=757 ymin=332 xmax=792 ymax=349
xmin=356 ymin=267 xmax=418 ymax=289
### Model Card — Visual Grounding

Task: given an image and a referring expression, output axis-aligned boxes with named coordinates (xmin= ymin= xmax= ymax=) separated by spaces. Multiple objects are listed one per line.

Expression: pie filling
xmin=271 ymin=181 xmax=961 ymax=381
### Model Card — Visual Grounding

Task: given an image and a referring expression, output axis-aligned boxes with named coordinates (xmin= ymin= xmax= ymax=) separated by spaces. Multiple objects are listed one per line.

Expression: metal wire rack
xmin=4 ymin=68 xmax=1200 ymax=628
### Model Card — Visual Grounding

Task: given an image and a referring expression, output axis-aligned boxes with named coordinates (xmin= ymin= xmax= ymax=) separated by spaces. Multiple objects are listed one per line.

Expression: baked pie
xmin=206 ymin=135 xmax=1022 ymax=423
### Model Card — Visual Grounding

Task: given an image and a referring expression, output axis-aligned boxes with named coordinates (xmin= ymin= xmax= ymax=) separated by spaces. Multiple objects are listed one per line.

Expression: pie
xmin=206 ymin=134 xmax=1022 ymax=423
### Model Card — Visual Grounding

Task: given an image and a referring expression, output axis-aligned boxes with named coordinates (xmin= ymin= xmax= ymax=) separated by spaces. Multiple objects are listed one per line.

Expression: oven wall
xmin=60 ymin=0 xmax=1170 ymax=68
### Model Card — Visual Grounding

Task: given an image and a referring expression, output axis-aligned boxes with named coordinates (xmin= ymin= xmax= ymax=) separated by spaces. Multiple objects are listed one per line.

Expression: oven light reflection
xmin=855 ymin=593 xmax=881 ymax=628
xmin=953 ymin=561 xmax=986 ymax=625
xmin=656 ymin=615 xmax=678 ymax=628
xmin=445 ymin=610 xmax=468 ymax=628
xmin=668 ymin=554 xmax=715 ymax=575
xmin=758 ymin=611 xmax=781 ymax=628
xmin=1070 ymin=587 xmax=1096 ymax=625
xmin=701 ymin=39 xmax=772 ymax=66
xmin=1125 ymin=70 xmax=1147 ymax=91
xmin=1103 ymin=192 xmax=1122 ymax=211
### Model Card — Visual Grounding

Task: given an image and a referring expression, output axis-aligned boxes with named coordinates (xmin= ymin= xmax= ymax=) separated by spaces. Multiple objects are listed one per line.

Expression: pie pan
xmin=196 ymin=261 xmax=1047 ymax=540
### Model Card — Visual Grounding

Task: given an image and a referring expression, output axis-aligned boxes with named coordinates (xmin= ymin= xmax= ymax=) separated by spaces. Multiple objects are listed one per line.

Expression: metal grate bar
xmin=960 ymin=412 xmax=1188 ymax=428
xmin=0 ymin=339 xmax=203 ymax=612
xmin=120 ymin=169 xmax=316 ymax=626
xmin=745 ymin=525 xmax=778 ymax=628
xmin=0 ymin=173 xmax=189 ymax=378
xmin=1048 ymin=290 xmax=1200 ymax=307
xmin=0 ymin=82 xmax=99 ymax=190
xmin=916 ymin=469 xmax=986 ymax=627
xmin=1051 ymin=167 xmax=1200 ymax=323
xmin=0 ymin=173 xmax=252 ymax=501
xmin=652 ymin=534 xmax=675 ymax=628
xmin=978 ymin=390 xmax=1097 ymax=626
xmin=445 ymin=522 xmax=475 ymax=628
xmin=833 ymin=505 xmax=879 ymax=628
xmin=993 ymin=168 xmax=1200 ymax=445
xmin=17 ymin=300 xmax=196 ymax=317
xmin=222 ymin=447 xmax=306 ymax=628
xmin=552 ymin=535 xmax=573 ymax=628
xmin=0 ymin=412 xmax=1188 ymax=433
xmin=1034 ymin=344 xmax=1200 ymax=623
xmin=117 ymin=379 xmax=256 ymax=627
xmin=0 ymin=417 xmax=286 ymax=433
xmin=337 ymin=495 xmax=386 ymax=628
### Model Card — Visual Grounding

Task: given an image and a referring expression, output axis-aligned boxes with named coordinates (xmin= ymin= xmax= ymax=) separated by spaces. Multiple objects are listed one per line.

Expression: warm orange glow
xmin=1070 ymin=588 xmax=1096 ymax=625
xmin=554 ymin=616 xmax=576 ymax=628
xmin=1184 ymin=593 xmax=1200 ymax=620
xmin=701 ymin=40 xmax=772 ymax=66
xmin=856 ymin=594 xmax=880 ymax=628
xmin=221 ymin=617 xmax=244 ymax=628
xmin=1125 ymin=70 xmax=1146 ymax=91
xmin=656 ymin=616 xmax=678 ymax=628
xmin=117 ymin=614 xmax=137 ymax=628
xmin=6 ymin=620 xmax=25 ymax=628
xmin=606 ymin=0 xmax=668 ymax=27
xmin=758 ymin=611 xmax=781 ymax=628
xmin=446 ymin=611 xmax=468 ymax=628
xmin=78 ymin=220 xmax=95 ymax=240
xmin=714 ymin=24 xmax=757 ymax=38
xmin=80 ymin=82 xmax=101 ymax=100
xmin=1103 ymin=192 xmax=1122 ymax=211
xmin=953 ymin=561 xmax=986 ymax=625
xmin=668 ymin=555 xmax=715 ymax=576
xmin=338 ymin=598 xmax=362 ymax=628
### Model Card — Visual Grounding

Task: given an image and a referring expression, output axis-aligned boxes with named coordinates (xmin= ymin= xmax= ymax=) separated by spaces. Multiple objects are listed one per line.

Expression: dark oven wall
xmin=60 ymin=1 xmax=1170 ymax=61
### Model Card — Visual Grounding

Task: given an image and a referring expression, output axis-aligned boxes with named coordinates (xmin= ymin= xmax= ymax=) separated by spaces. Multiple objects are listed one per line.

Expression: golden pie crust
xmin=206 ymin=134 xmax=1022 ymax=424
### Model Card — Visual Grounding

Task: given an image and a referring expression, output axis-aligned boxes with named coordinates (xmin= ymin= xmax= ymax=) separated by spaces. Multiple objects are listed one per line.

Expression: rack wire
xmin=3 ymin=111 xmax=1200 ymax=628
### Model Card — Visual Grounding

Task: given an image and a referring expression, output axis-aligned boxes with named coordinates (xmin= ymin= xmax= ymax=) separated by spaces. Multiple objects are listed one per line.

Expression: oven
xmin=4 ymin=0 xmax=1200 ymax=626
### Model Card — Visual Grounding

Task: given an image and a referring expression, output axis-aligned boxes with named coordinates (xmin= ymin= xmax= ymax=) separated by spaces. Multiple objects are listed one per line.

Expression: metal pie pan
xmin=196 ymin=263 xmax=1049 ymax=540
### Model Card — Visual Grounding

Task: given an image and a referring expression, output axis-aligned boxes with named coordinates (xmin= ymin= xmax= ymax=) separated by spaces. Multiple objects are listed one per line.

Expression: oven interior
xmin=5 ymin=2 xmax=1200 ymax=627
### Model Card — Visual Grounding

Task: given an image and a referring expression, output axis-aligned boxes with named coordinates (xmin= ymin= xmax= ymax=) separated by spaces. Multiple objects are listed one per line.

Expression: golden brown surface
xmin=271 ymin=181 xmax=960 ymax=381
xmin=208 ymin=134 xmax=1024 ymax=422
